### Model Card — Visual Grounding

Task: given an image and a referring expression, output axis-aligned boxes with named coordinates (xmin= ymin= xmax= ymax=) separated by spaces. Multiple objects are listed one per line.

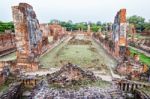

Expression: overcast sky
xmin=0 ymin=0 xmax=150 ymax=23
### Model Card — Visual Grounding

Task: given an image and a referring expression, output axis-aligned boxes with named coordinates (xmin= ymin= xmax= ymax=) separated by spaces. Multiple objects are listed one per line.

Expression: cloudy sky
xmin=0 ymin=0 xmax=149 ymax=23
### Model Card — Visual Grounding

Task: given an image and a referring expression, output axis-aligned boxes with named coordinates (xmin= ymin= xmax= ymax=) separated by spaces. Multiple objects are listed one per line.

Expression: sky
xmin=0 ymin=0 xmax=150 ymax=23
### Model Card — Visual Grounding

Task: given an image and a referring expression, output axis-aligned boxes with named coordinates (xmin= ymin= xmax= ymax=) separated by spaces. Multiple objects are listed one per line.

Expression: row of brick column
xmin=22 ymin=79 xmax=37 ymax=86
xmin=118 ymin=82 xmax=147 ymax=92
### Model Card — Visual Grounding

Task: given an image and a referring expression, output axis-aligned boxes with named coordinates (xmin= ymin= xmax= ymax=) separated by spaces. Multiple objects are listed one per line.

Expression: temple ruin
xmin=112 ymin=9 xmax=127 ymax=57
xmin=12 ymin=3 xmax=42 ymax=71
xmin=0 ymin=2 xmax=149 ymax=99
xmin=0 ymin=31 xmax=16 ymax=56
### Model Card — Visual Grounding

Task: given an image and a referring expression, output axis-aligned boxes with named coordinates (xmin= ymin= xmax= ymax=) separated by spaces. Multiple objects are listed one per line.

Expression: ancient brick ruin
xmin=0 ymin=32 xmax=16 ymax=56
xmin=0 ymin=82 xmax=23 ymax=99
xmin=116 ymin=80 xmax=150 ymax=98
xmin=128 ymin=24 xmax=136 ymax=42
xmin=112 ymin=9 xmax=127 ymax=57
xmin=0 ymin=2 xmax=149 ymax=98
xmin=49 ymin=23 xmax=65 ymax=41
xmin=12 ymin=3 xmax=42 ymax=71
xmin=47 ymin=63 xmax=96 ymax=86
xmin=87 ymin=24 xmax=92 ymax=36
xmin=39 ymin=24 xmax=49 ymax=53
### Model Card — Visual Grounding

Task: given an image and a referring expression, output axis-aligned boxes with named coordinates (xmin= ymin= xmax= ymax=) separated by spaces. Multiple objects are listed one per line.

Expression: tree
xmin=127 ymin=15 xmax=145 ymax=32
xmin=96 ymin=21 xmax=102 ymax=26
xmin=0 ymin=21 xmax=14 ymax=33
xmin=91 ymin=24 xmax=101 ymax=32
xmin=59 ymin=21 xmax=73 ymax=31
xmin=76 ymin=22 xmax=87 ymax=31
xmin=143 ymin=22 xmax=150 ymax=32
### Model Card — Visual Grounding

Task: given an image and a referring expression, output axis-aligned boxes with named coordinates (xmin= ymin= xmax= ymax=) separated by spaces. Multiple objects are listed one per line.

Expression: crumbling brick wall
xmin=0 ymin=33 xmax=16 ymax=56
xmin=49 ymin=24 xmax=64 ymax=41
xmin=12 ymin=3 xmax=42 ymax=71
xmin=112 ymin=9 xmax=127 ymax=57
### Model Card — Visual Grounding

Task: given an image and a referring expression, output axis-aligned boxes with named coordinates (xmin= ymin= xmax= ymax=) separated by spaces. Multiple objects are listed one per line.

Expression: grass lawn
xmin=128 ymin=33 xmax=150 ymax=39
xmin=130 ymin=48 xmax=150 ymax=66
xmin=0 ymin=84 xmax=9 ymax=93
xmin=0 ymin=52 xmax=16 ymax=61
xmin=135 ymin=33 xmax=149 ymax=39
xmin=40 ymin=37 xmax=110 ymax=69
xmin=140 ymin=87 xmax=150 ymax=96
xmin=39 ymin=40 xmax=68 ymax=67
xmin=57 ymin=45 xmax=102 ymax=68
xmin=40 ymin=43 xmax=102 ymax=68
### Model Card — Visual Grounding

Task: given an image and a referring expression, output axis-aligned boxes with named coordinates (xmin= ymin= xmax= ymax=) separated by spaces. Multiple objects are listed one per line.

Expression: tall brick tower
xmin=112 ymin=9 xmax=127 ymax=57
xmin=12 ymin=3 xmax=42 ymax=71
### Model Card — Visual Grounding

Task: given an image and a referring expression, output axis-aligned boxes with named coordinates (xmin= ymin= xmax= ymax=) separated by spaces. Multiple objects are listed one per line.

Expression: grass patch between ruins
xmin=40 ymin=40 xmax=104 ymax=69
xmin=0 ymin=84 xmax=9 ymax=93
xmin=140 ymin=87 xmax=150 ymax=96
xmin=0 ymin=73 xmax=19 ymax=93
xmin=0 ymin=52 xmax=16 ymax=61
xmin=130 ymin=48 xmax=150 ymax=66
xmin=57 ymin=45 xmax=102 ymax=68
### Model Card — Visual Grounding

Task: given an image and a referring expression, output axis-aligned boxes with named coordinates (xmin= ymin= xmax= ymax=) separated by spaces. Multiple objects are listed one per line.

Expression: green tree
xmin=91 ymin=24 xmax=101 ymax=32
xmin=60 ymin=21 xmax=74 ymax=31
xmin=143 ymin=22 xmax=150 ymax=32
xmin=0 ymin=21 xmax=14 ymax=33
xmin=96 ymin=21 xmax=102 ymax=26
xmin=127 ymin=15 xmax=145 ymax=32
xmin=76 ymin=22 xmax=87 ymax=31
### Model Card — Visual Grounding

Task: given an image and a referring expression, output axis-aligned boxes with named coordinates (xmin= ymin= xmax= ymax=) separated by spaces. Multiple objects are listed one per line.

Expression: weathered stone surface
xmin=31 ymin=80 xmax=124 ymax=99
xmin=12 ymin=3 xmax=42 ymax=71
xmin=40 ymin=24 xmax=50 ymax=37
xmin=0 ymin=82 xmax=22 ymax=99
xmin=112 ymin=9 xmax=127 ymax=57
xmin=47 ymin=63 xmax=96 ymax=86
xmin=0 ymin=33 xmax=16 ymax=56
xmin=49 ymin=23 xmax=65 ymax=41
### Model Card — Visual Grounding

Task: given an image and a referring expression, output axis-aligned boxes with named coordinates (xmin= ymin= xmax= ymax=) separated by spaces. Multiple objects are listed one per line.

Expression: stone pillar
xmin=119 ymin=9 xmax=127 ymax=56
xmin=112 ymin=9 xmax=127 ymax=57
xmin=12 ymin=3 xmax=42 ymax=72
xmin=87 ymin=24 xmax=91 ymax=36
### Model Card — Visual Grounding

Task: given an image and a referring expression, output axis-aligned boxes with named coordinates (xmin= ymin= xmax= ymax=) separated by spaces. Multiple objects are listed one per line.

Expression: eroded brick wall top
xmin=12 ymin=3 xmax=42 ymax=55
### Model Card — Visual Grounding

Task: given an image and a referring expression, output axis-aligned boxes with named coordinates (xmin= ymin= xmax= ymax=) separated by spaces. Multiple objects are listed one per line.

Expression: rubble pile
xmin=47 ymin=63 xmax=96 ymax=86
xmin=32 ymin=81 xmax=124 ymax=99
xmin=0 ymin=82 xmax=22 ymax=99
xmin=45 ymin=87 xmax=124 ymax=99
